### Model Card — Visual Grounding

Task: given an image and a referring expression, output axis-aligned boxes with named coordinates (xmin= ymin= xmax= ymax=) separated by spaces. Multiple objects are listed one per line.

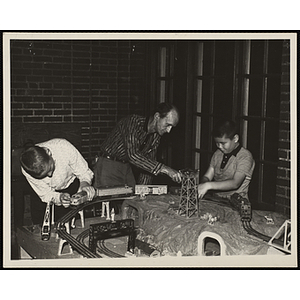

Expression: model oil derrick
xmin=178 ymin=169 xmax=199 ymax=218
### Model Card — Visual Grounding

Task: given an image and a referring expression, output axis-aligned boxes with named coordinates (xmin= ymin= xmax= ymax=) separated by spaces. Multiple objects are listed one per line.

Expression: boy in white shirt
xmin=20 ymin=138 xmax=95 ymax=222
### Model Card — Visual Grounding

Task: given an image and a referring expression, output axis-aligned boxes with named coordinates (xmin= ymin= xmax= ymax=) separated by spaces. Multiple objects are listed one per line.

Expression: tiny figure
xmin=106 ymin=202 xmax=110 ymax=220
xmin=101 ymin=202 xmax=107 ymax=217
xmin=264 ymin=215 xmax=274 ymax=225
xmin=101 ymin=201 xmax=110 ymax=219
xmin=111 ymin=208 xmax=115 ymax=222
xmin=200 ymin=212 xmax=219 ymax=225
xmin=207 ymin=216 xmax=219 ymax=225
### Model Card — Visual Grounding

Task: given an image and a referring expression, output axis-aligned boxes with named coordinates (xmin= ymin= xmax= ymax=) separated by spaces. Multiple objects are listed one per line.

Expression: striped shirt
xmin=21 ymin=138 xmax=94 ymax=204
xmin=99 ymin=115 xmax=164 ymax=184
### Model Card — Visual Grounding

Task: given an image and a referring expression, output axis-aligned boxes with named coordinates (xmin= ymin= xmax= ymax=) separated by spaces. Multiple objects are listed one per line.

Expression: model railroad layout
xmin=40 ymin=186 xmax=133 ymax=258
xmin=41 ymin=185 xmax=291 ymax=258
xmin=229 ymin=193 xmax=290 ymax=253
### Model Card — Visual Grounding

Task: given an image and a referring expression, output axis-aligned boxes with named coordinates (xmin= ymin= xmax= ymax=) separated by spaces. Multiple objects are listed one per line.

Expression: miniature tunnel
xmin=203 ymin=237 xmax=220 ymax=256
xmin=197 ymin=231 xmax=227 ymax=256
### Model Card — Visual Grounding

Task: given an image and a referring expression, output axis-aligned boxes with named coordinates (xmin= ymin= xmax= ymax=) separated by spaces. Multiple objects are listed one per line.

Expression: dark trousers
xmin=93 ymin=156 xmax=136 ymax=188
xmin=93 ymin=157 xmax=136 ymax=214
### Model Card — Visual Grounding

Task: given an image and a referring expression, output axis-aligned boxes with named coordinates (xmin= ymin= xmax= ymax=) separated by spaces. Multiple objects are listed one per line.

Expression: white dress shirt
xmin=22 ymin=138 xmax=93 ymax=204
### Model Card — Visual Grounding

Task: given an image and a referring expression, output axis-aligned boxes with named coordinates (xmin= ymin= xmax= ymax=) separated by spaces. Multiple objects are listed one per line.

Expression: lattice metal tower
xmin=178 ymin=169 xmax=199 ymax=218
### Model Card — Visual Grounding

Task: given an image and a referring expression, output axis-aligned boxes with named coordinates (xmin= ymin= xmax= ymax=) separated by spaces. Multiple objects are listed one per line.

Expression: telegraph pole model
xmin=178 ymin=169 xmax=199 ymax=218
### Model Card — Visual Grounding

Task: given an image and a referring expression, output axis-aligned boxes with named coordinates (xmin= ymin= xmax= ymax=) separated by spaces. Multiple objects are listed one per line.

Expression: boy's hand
xmin=198 ymin=183 xmax=210 ymax=199
xmin=60 ymin=193 xmax=71 ymax=208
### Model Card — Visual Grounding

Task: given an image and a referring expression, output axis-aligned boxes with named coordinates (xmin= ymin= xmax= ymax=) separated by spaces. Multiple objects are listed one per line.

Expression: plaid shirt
xmin=22 ymin=138 xmax=94 ymax=204
xmin=99 ymin=115 xmax=164 ymax=184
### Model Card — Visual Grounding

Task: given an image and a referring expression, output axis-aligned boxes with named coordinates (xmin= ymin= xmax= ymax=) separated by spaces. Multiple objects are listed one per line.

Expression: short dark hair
xmin=20 ymin=145 xmax=51 ymax=178
xmin=212 ymin=120 xmax=238 ymax=140
xmin=152 ymin=102 xmax=179 ymax=119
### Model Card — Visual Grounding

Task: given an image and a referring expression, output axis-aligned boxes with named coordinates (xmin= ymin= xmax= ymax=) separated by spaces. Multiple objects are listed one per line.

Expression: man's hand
xmin=161 ymin=166 xmax=182 ymax=183
xmin=60 ymin=193 xmax=71 ymax=208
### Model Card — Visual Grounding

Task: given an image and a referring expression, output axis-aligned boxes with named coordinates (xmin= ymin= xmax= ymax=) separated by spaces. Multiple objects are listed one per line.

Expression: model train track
xmin=56 ymin=194 xmax=134 ymax=258
xmin=97 ymin=240 xmax=125 ymax=258
xmin=76 ymin=228 xmax=90 ymax=244
xmin=55 ymin=190 xmax=289 ymax=256
xmin=242 ymin=220 xmax=284 ymax=248
xmin=76 ymin=229 xmax=125 ymax=258
xmin=242 ymin=220 xmax=271 ymax=242
xmin=58 ymin=225 xmax=101 ymax=258
xmin=204 ymin=193 xmax=287 ymax=250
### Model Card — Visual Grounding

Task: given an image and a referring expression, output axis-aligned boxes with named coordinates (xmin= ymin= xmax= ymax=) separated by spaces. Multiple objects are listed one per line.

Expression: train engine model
xmin=229 ymin=193 xmax=252 ymax=222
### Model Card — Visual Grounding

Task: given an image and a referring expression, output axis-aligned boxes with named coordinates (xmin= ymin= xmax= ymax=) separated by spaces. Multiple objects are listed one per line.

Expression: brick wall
xmin=11 ymin=40 xmax=146 ymax=163
xmin=275 ymin=40 xmax=291 ymax=216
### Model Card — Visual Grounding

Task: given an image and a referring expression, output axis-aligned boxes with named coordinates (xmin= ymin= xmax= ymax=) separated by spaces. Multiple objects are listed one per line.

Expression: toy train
xmin=95 ymin=185 xmax=133 ymax=198
xmin=134 ymin=184 xmax=167 ymax=195
xmin=70 ymin=191 xmax=88 ymax=205
xmin=229 ymin=193 xmax=252 ymax=222
xmin=41 ymin=202 xmax=51 ymax=241
xmin=70 ymin=185 xmax=134 ymax=206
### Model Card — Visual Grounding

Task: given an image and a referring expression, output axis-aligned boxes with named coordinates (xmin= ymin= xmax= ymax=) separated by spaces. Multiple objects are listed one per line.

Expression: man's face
xmin=214 ymin=135 xmax=238 ymax=154
xmin=155 ymin=109 xmax=179 ymax=136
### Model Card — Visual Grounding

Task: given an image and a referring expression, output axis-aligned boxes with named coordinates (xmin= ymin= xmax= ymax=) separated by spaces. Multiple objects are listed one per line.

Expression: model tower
xmin=178 ymin=169 xmax=199 ymax=218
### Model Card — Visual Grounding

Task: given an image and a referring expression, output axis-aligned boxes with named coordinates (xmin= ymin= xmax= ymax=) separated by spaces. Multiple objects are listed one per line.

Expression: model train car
xmin=134 ymin=184 xmax=167 ymax=195
xmin=229 ymin=193 xmax=252 ymax=221
xmin=70 ymin=185 xmax=134 ymax=206
xmin=41 ymin=202 xmax=51 ymax=241
xmin=70 ymin=191 xmax=88 ymax=205
xmin=95 ymin=185 xmax=133 ymax=198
